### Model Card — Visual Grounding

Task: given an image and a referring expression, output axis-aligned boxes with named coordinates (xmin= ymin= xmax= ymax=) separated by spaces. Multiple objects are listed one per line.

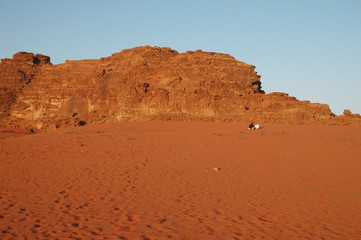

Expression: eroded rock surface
xmin=1 ymin=46 xmax=360 ymax=129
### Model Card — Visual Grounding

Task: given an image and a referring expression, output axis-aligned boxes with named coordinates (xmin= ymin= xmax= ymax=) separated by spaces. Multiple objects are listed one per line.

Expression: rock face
xmin=1 ymin=46 xmax=360 ymax=129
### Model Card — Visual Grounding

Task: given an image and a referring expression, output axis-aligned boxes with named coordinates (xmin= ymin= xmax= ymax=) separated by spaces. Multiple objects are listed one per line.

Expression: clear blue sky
xmin=1 ymin=0 xmax=360 ymax=115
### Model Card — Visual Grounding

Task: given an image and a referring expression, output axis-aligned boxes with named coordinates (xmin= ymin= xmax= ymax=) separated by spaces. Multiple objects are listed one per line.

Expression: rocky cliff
xmin=1 ymin=46 xmax=360 ymax=129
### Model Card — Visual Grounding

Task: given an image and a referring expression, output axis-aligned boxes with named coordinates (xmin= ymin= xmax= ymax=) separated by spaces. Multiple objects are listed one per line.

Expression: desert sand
xmin=1 ymin=121 xmax=361 ymax=239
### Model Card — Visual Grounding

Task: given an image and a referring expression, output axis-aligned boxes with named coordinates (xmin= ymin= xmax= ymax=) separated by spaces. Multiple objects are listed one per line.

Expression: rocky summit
xmin=0 ymin=45 xmax=360 ymax=129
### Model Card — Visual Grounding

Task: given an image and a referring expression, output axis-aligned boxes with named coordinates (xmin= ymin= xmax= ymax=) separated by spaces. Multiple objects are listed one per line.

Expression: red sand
xmin=1 ymin=121 xmax=361 ymax=240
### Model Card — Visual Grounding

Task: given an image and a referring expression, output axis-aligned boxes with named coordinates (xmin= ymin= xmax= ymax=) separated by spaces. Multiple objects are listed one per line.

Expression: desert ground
xmin=1 ymin=121 xmax=361 ymax=240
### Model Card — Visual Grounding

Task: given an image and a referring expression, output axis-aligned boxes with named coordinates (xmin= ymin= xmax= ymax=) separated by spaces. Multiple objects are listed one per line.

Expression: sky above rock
xmin=1 ymin=0 xmax=360 ymax=115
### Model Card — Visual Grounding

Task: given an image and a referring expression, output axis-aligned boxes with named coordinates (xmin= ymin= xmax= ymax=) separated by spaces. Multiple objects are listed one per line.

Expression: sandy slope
xmin=1 ymin=122 xmax=361 ymax=240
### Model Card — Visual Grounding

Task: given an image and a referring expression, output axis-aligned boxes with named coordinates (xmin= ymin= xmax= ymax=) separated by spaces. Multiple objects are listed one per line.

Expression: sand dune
xmin=1 ymin=122 xmax=361 ymax=239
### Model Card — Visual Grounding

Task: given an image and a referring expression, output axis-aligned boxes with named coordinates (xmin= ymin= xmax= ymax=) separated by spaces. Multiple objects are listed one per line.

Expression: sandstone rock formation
xmin=1 ymin=46 xmax=360 ymax=129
